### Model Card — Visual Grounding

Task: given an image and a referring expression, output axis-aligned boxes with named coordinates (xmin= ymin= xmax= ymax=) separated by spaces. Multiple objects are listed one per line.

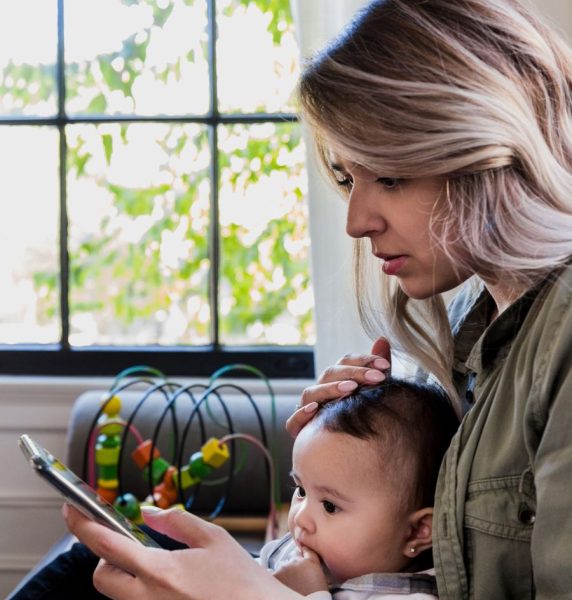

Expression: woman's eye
xmin=377 ymin=177 xmax=400 ymax=189
xmin=333 ymin=172 xmax=353 ymax=189
xmin=322 ymin=501 xmax=338 ymax=514
xmin=296 ymin=486 xmax=306 ymax=498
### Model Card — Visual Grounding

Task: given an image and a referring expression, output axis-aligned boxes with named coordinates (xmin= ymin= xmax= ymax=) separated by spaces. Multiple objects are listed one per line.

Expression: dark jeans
xmin=11 ymin=527 xmax=187 ymax=600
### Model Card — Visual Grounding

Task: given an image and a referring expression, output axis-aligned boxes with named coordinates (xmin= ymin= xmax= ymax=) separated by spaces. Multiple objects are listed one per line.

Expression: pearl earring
xmin=409 ymin=547 xmax=416 ymax=554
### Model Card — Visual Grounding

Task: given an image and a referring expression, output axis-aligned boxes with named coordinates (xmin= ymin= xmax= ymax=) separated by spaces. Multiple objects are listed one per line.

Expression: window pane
xmin=218 ymin=122 xmax=314 ymax=345
xmin=216 ymin=0 xmax=299 ymax=114
xmin=65 ymin=0 xmax=209 ymax=116
xmin=0 ymin=127 xmax=60 ymax=342
xmin=67 ymin=122 xmax=211 ymax=346
xmin=0 ymin=1 xmax=57 ymax=116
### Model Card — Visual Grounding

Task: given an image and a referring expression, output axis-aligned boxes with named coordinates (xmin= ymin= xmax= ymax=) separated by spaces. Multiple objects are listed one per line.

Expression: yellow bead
xmin=172 ymin=465 xmax=200 ymax=490
xmin=97 ymin=478 xmax=119 ymax=489
xmin=96 ymin=445 xmax=120 ymax=466
xmin=200 ymin=437 xmax=230 ymax=468
xmin=99 ymin=420 xmax=124 ymax=436
xmin=101 ymin=395 xmax=122 ymax=417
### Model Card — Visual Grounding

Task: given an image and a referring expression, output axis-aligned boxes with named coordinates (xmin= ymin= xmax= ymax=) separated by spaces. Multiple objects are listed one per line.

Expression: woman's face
xmin=331 ymin=159 xmax=471 ymax=299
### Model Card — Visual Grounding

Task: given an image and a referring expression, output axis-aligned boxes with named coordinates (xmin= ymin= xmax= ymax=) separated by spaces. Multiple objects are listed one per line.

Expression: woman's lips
xmin=381 ymin=255 xmax=407 ymax=276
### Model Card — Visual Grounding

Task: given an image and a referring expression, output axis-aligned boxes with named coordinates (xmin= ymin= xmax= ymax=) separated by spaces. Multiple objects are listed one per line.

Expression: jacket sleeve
xmin=304 ymin=593 xmax=332 ymax=600
xmin=526 ymin=288 xmax=572 ymax=597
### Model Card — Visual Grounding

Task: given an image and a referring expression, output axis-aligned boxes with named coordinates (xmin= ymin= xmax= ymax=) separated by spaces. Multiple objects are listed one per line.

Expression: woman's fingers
xmin=62 ymin=504 xmax=152 ymax=576
xmin=318 ymin=362 xmax=389 ymax=386
xmin=93 ymin=560 xmax=140 ymax=600
xmin=287 ymin=337 xmax=392 ymax=438
xmin=285 ymin=401 xmax=321 ymax=438
xmin=370 ymin=336 xmax=391 ymax=361
xmin=140 ymin=506 xmax=231 ymax=549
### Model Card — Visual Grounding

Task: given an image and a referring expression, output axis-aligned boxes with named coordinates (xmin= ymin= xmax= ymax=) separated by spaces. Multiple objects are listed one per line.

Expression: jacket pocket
xmin=463 ymin=474 xmax=535 ymax=599
xmin=464 ymin=474 xmax=536 ymax=541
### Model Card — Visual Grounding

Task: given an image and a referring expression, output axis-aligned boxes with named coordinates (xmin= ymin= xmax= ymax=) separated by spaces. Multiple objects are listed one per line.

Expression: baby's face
xmin=288 ymin=421 xmax=412 ymax=583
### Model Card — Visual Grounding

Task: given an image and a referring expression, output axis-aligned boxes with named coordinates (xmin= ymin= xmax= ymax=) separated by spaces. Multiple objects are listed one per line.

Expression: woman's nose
xmin=345 ymin=184 xmax=386 ymax=239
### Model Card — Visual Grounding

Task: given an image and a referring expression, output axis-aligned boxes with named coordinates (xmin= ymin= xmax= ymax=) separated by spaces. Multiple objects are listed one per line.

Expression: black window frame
xmin=0 ymin=0 xmax=314 ymax=379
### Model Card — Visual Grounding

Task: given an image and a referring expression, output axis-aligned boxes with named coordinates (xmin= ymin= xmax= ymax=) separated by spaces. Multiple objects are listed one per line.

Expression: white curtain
xmin=290 ymin=0 xmax=372 ymax=378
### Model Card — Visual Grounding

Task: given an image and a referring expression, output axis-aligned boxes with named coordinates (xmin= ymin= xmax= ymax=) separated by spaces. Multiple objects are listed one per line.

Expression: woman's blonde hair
xmin=298 ymin=0 xmax=572 ymax=412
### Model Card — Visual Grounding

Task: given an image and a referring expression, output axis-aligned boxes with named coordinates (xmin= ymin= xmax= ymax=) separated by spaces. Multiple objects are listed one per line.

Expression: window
xmin=0 ymin=0 xmax=314 ymax=378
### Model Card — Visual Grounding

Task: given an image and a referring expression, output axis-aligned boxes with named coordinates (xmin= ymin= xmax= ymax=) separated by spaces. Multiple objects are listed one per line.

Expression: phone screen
xmin=19 ymin=434 xmax=162 ymax=548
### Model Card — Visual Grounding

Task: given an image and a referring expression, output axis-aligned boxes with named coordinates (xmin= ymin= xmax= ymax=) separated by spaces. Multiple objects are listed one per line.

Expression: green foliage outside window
xmin=0 ymin=0 xmax=314 ymax=350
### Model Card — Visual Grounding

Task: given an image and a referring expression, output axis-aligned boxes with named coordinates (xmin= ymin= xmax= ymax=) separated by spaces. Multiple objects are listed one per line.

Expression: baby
xmin=260 ymin=378 xmax=459 ymax=599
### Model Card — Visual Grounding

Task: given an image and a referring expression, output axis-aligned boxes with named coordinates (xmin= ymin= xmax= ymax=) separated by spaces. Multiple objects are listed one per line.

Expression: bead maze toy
xmin=84 ymin=365 xmax=280 ymax=540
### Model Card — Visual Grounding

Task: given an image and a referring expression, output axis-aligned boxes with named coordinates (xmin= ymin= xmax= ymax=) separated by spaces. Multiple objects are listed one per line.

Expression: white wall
xmin=0 ymin=378 xmax=105 ymax=596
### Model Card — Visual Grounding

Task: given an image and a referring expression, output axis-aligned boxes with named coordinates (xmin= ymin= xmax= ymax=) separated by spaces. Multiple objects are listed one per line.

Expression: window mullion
xmin=57 ymin=0 xmax=70 ymax=350
xmin=208 ymin=0 xmax=221 ymax=348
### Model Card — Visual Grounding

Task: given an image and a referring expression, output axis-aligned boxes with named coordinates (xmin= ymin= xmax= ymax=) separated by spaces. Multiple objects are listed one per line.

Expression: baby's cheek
xmin=287 ymin=505 xmax=298 ymax=536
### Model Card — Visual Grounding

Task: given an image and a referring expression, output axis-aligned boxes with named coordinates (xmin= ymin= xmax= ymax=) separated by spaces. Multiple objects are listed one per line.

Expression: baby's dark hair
xmin=313 ymin=377 xmax=459 ymax=509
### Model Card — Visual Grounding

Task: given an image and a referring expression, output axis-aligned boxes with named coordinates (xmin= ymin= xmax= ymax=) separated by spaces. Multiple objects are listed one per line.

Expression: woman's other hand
xmin=286 ymin=337 xmax=391 ymax=438
xmin=63 ymin=504 xmax=302 ymax=600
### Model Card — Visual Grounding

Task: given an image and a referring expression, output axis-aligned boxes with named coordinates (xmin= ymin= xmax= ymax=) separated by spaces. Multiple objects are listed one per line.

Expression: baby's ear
xmin=401 ymin=507 xmax=433 ymax=559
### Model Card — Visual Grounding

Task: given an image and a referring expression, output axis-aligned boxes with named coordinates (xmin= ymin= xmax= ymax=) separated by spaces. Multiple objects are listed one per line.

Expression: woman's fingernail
xmin=62 ymin=503 xmax=69 ymax=518
xmin=365 ymin=369 xmax=385 ymax=382
xmin=141 ymin=506 xmax=163 ymax=514
xmin=304 ymin=402 xmax=319 ymax=413
xmin=338 ymin=380 xmax=358 ymax=392
xmin=373 ymin=358 xmax=390 ymax=370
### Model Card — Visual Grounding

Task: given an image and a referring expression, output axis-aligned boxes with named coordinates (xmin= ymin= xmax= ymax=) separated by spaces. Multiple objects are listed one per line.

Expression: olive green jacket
xmin=433 ymin=264 xmax=572 ymax=599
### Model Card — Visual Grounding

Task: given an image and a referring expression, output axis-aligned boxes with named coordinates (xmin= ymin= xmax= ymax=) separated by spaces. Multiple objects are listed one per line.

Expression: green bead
xmin=188 ymin=452 xmax=213 ymax=479
xmin=97 ymin=434 xmax=120 ymax=448
xmin=98 ymin=464 xmax=118 ymax=480
xmin=143 ymin=457 xmax=170 ymax=487
xmin=114 ymin=493 xmax=141 ymax=521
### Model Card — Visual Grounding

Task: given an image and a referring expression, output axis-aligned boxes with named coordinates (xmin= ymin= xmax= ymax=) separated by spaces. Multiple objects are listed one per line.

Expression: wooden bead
xmin=131 ymin=440 xmax=160 ymax=469
xmin=96 ymin=486 xmax=117 ymax=504
xmin=143 ymin=457 xmax=170 ymax=487
xmin=97 ymin=463 xmax=118 ymax=480
xmin=200 ymin=438 xmax=230 ymax=468
xmin=101 ymin=395 xmax=122 ymax=417
xmin=188 ymin=451 xmax=214 ymax=479
xmin=114 ymin=493 xmax=141 ymax=521
xmin=96 ymin=444 xmax=120 ymax=466
xmin=172 ymin=465 xmax=200 ymax=490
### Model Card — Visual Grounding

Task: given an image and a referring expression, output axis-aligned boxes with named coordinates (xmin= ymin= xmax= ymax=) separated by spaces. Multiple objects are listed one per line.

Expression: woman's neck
xmin=479 ymin=278 xmax=524 ymax=322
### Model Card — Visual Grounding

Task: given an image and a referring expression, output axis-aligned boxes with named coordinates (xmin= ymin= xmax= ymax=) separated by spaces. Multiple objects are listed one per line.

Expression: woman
xmin=23 ymin=0 xmax=572 ymax=598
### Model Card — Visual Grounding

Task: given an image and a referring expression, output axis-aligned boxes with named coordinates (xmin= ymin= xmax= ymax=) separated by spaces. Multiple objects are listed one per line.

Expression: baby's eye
xmin=322 ymin=500 xmax=339 ymax=514
xmin=377 ymin=177 xmax=401 ymax=190
xmin=296 ymin=486 xmax=306 ymax=499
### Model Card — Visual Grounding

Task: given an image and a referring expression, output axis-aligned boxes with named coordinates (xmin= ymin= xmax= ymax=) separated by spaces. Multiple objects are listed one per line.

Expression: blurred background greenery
xmin=0 ymin=0 xmax=314 ymax=351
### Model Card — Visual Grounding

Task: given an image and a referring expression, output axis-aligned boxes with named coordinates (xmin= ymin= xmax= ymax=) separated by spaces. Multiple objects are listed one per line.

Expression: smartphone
xmin=19 ymin=434 xmax=162 ymax=548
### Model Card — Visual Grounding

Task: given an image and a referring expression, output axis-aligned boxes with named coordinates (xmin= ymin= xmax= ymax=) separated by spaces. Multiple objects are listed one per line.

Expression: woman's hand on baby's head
xmin=285 ymin=337 xmax=391 ymax=438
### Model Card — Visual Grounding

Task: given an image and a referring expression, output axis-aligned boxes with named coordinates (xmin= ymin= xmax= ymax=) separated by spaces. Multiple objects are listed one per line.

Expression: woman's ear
xmin=401 ymin=507 xmax=433 ymax=559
